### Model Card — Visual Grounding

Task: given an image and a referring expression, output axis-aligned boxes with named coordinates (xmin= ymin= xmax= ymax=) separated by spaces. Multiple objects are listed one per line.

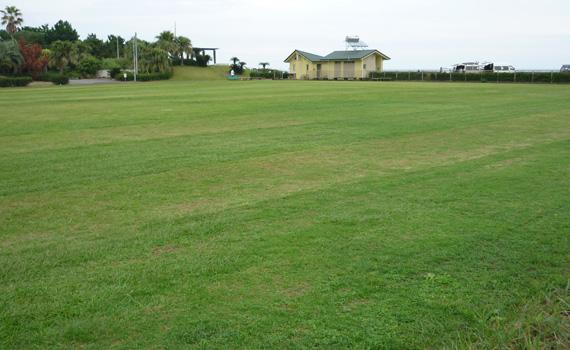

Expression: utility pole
xmin=116 ymin=36 xmax=119 ymax=59
xmin=133 ymin=33 xmax=138 ymax=82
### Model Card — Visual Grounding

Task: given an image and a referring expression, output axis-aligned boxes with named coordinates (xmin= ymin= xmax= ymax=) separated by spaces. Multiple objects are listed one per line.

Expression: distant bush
xmin=137 ymin=71 xmax=173 ymax=81
xmin=38 ymin=72 xmax=60 ymax=82
xmin=409 ymin=72 xmax=423 ymax=80
xmin=51 ymin=74 xmax=69 ymax=85
xmin=114 ymin=71 xmax=133 ymax=81
xmin=249 ymin=69 xmax=288 ymax=79
xmin=78 ymin=56 xmax=103 ymax=78
xmin=171 ymin=58 xmax=205 ymax=66
xmin=514 ymin=72 xmax=532 ymax=83
xmin=532 ymin=73 xmax=553 ymax=83
xmin=479 ymin=73 xmax=496 ymax=83
xmin=555 ymin=72 xmax=570 ymax=83
xmin=38 ymin=72 xmax=69 ymax=85
xmin=102 ymin=58 xmax=128 ymax=78
xmin=0 ymin=76 xmax=33 ymax=87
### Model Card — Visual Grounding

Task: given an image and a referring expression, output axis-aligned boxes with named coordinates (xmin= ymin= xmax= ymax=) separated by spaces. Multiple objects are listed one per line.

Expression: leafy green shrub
xmin=38 ymin=72 xmax=69 ymax=85
xmin=497 ymin=74 xmax=515 ymax=82
xmin=51 ymin=74 xmax=69 ymax=85
xmin=395 ymin=72 xmax=410 ymax=80
xmin=533 ymin=73 xmax=553 ymax=83
xmin=514 ymin=72 xmax=532 ymax=83
xmin=480 ymin=73 xmax=498 ymax=83
xmin=137 ymin=71 xmax=173 ymax=81
xmin=368 ymin=71 xmax=570 ymax=84
xmin=421 ymin=72 xmax=435 ymax=81
xmin=368 ymin=71 xmax=381 ymax=79
xmin=465 ymin=74 xmax=482 ymax=81
xmin=435 ymin=72 xmax=452 ymax=81
xmin=385 ymin=72 xmax=399 ymax=80
xmin=0 ymin=76 xmax=33 ymax=87
xmin=409 ymin=72 xmax=423 ymax=80
xmin=102 ymin=58 xmax=127 ymax=78
xmin=556 ymin=72 xmax=570 ymax=83
xmin=249 ymin=69 xmax=287 ymax=79
xmin=451 ymin=73 xmax=468 ymax=82
xmin=107 ymin=67 xmax=120 ymax=78
xmin=114 ymin=71 xmax=133 ymax=81
xmin=77 ymin=56 xmax=102 ymax=77
xmin=37 ymin=72 xmax=60 ymax=82
xmin=101 ymin=58 xmax=126 ymax=69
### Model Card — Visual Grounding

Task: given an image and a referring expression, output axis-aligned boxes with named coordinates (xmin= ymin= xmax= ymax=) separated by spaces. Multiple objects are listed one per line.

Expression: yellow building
xmin=284 ymin=49 xmax=390 ymax=80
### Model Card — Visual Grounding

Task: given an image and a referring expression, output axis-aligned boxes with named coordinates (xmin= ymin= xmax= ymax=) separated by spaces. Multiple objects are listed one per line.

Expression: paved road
xmin=69 ymin=79 xmax=123 ymax=86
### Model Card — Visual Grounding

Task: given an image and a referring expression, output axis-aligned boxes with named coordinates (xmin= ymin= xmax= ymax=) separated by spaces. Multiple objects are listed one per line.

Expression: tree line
xmin=0 ymin=5 xmax=211 ymax=80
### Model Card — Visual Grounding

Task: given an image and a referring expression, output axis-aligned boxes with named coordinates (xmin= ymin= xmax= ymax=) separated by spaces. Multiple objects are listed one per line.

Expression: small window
xmin=363 ymin=64 xmax=367 ymax=69
xmin=306 ymin=64 xmax=309 ymax=71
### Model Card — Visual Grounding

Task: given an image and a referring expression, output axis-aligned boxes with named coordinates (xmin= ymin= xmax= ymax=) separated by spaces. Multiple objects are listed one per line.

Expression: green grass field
xmin=1 ymin=81 xmax=569 ymax=348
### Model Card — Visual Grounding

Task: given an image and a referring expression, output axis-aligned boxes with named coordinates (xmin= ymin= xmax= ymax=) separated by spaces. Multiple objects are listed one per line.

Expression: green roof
xmin=296 ymin=50 xmax=324 ymax=62
xmin=285 ymin=49 xmax=390 ymax=63
xmin=324 ymin=50 xmax=378 ymax=60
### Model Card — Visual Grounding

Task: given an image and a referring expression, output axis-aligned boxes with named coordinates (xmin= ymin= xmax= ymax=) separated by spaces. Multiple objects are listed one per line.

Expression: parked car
xmin=561 ymin=65 xmax=570 ymax=73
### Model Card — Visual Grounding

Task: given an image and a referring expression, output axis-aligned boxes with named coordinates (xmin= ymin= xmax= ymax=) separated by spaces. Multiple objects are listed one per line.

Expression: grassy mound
xmin=172 ymin=65 xmax=231 ymax=81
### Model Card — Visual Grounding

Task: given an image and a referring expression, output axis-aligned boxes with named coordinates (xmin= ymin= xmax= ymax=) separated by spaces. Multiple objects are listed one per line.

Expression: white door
xmin=344 ymin=62 xmax=355 ymax=79
xmin=334 ymin=62 xmax=341 ymax=79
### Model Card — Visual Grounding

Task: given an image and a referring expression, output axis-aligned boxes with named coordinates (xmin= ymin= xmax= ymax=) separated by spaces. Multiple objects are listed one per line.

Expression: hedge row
xmin=0 ymin=76 xmax=33 ymax=87
xmin=369 ymin=71 xmax=570 ymax=83
xmin=249 ymin=70 xmax=289 ymax=79
xmin=37 ymin=72 xmax=70 ymax=85
xmin=114 ymin=71 xmax=173 ymax=81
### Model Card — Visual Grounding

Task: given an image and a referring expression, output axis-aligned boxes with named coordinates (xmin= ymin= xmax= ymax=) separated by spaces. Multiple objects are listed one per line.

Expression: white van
xmin=453 ymin=62 xmax=481 ymax=73
xmin=483 ymin=63 xmax=516 ymax=73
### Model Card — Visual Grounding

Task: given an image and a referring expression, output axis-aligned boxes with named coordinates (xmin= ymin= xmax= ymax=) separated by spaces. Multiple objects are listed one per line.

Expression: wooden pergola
xmin=194 ymin=47 xmax=219 ymax=64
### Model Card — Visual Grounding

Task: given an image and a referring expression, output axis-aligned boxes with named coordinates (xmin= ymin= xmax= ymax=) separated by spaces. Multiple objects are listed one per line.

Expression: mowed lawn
xmin=1 ymin=80 xmax=569 ymax=348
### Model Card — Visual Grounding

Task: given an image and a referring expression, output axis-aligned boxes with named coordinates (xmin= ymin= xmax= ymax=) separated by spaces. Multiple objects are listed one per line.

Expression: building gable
xmin=284 ymin=50 xmax=324 ymax=63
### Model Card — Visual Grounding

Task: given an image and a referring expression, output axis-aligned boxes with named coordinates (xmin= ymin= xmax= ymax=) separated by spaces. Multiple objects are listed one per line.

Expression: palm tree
xmin=156 ymin=31 xmax=175 ymax=43
xmin=155 ymin=31 xmax=176 ymax=59
xmin=0 ymin=40 xmax=23 ymax=73
xmin=259 ymin=62 xmax=270 ymax=70
xmin=176 ymin=36 xmax=192 ymax=65
xmin=140 ymin=47 xmax=170 ymax=73
xmin=1 ymin=6 xmax=23 ymax=35
xmin=50 ymin=40 xmax=76 ymax=74
xmin=230 ymin=57 xmax=239 ymax=65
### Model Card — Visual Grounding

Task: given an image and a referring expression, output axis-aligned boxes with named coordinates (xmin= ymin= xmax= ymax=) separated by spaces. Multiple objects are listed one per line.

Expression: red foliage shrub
xmin=18 ymin=39 xmax=49 ymax=79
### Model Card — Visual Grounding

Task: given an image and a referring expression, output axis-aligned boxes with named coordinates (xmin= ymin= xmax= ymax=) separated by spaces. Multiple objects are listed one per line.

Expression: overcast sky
xmin=12 ymin=0 xmax=570 ymax=70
